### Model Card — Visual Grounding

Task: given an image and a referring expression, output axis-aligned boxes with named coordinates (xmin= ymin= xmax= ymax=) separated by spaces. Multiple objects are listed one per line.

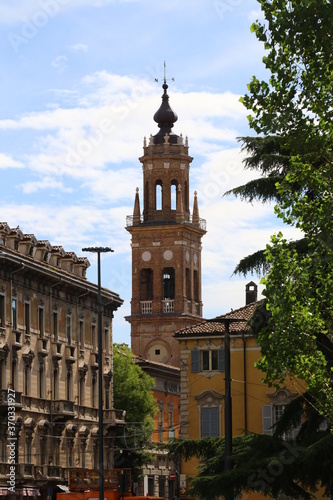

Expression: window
xmin=158 ymin=408 xmax=164 ymax=442
xmin=25 ymin=302 xmax=30 ymax=338
xmin=140 ymin=269 xmax=153 ymax=301
xmin=191 ymin=349 xmax=225 ymax=372
xmin=91 ymin=322 xmax=97 ymax=350
xmin=67 ymin=314 xmax=72 ymax=345
xmin=53 ymin=311 xmax=58 ymax=341
xmin=79 ymin=376 xmax=85 ymax=406
xmin=39 ymin=362 xmax=46 ymax=399
xmin=171 ymin=181 xmax=177 ymax=210
xmin=0 ymin=294 xmax=4 ymax=328
xmin=92 ymin=372 xmax=97 ymax=408
xmin=155 ymin=181 xmax=163 ymax=210
xmin=53 ymin=365 xmax=59 ymax=400
xmin=193 ymin=270 xmax=199 ymax=302
xmin=148 ymin=476 xmax=154 ymax=496
xmin=159 ymin=477 xmax=165 ymax=498
xmin=163 ymin=268 xmax=175 ymax=300
xmin=79 ymin=319 xmax=84 ymax=346
xmin=186 ymin=268 xmax=191 ymax=299
xmin=104 ymin=327 xmax=109 ymax=353
xmin=25 ymin=439 xmax=32 ymax=463
xmin=24 ymin=363 xmax=31 ymax=396
xmin=12 ymin=298 xmax=17 ymax=331
xmin=66 ymin=366 xmax=73 ymax=401
xmin=202 ymin=350 xmax=218 ymax=371
xmin=201 ymin=407 xmax=219 ymax=437
xmin=38 ymin=306 xmax=44 ymax=338
xmin=262 ymin=403 xmax=300 ymax=438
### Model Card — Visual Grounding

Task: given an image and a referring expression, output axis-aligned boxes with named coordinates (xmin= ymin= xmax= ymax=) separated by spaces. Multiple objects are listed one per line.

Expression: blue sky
xmin=0 ymin=0 xmax=299 ymax=344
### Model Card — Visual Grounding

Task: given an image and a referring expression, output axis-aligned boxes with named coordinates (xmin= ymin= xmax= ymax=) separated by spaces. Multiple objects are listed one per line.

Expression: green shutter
xmin=191 ymin=350 xmax=200 ymax=372
xmin=218 ymin=349 xmax=225 ymax=371
xmin=262 ymin=405 xmax=273 ymax=435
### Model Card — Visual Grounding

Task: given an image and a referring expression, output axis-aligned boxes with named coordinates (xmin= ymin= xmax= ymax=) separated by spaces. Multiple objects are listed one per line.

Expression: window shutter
xmin=218 ymin=349 xmax=225 ymax=372
xmin=191 ymin=350 xmax=200 ymax=372
xmin=262 ymin=404 xmax=273 ymax=435
xmin=201 ymin=407 xmax=219 ymax=437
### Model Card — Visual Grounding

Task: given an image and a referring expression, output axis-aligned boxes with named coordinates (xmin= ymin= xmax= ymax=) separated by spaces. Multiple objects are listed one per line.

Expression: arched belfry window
xmin=171 ymin=180 xmax=178 ymax=210
xmin=163 ymin=268 xmax=175 ymax=300
xmin=155 ymin=180 xmax=163 ymax=210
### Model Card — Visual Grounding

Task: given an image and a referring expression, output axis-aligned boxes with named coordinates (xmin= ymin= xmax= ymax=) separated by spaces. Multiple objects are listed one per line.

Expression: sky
xmin=0 ymin=0 xmax=299 ymax=345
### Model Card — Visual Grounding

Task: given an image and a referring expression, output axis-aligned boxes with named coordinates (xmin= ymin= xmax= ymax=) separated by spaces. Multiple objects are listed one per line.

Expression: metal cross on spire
xmin=154 ymin=61 xmax=175 ymax=84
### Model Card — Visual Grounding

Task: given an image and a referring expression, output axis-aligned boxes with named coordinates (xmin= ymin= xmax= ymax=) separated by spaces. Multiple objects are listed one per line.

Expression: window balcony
xmin=12 ymin=330 xmax=22 ymax=349
xmin=140 ymin=301 xmax=152 ymax=314
xmin=162 ymin=299 xmax=174 ymax=313
xmin=37 ymin=338 xmax=48 ymax=356
xmin=65 ymin=345 xmax=76 ymax=363
xmin=52 ymin=399 xmax=75 ymax=418
xmin=51 ymin=341 xmax=62 ymax=360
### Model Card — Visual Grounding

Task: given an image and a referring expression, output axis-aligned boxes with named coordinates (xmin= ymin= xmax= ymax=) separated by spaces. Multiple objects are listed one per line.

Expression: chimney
xmin=245 ymin=281 xmax=257 ymax=305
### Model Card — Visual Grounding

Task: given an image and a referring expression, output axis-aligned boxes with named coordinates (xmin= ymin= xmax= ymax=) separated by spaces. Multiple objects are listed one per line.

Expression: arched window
xmin=155 ymin=180 xmax=163 ymax=210
xmin=171 ymin=180 xmax=177 ymax=210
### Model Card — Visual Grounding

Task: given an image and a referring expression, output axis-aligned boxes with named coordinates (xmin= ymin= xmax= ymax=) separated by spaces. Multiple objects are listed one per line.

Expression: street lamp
xmin=207 ymin=317 xmax=247 ymax=500
xmin=82 ymin=247 xmax=114 ymax=500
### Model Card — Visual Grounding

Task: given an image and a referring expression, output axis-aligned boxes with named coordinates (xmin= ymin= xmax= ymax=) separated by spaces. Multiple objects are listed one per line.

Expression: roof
xmin=174 ymin=300 xmax=262 ymax=338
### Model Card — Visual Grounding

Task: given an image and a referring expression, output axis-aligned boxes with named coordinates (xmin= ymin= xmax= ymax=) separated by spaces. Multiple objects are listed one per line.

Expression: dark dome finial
xmin=153 ymin=64 xmax=178 ymax=144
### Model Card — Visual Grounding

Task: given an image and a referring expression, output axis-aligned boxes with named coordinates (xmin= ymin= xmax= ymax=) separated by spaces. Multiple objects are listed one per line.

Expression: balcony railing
xmin=162 ymin=300 xmax=174 ymax=313
xmin=140 ymin=301 xmax=152 ymax=314
xmin=0 ymin=389 xmax=22 ymax=407
xmin=104 ymin=409 xmax=126 ymax=426
xmin=52 ymin=399 xmax=75 ymax=416
xmin=126 ymin=214 xmax=207 ymax=231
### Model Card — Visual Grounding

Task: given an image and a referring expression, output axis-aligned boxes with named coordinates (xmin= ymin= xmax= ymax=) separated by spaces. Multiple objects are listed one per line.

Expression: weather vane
xmin=154 ymin=61 xmax=175 ymax=85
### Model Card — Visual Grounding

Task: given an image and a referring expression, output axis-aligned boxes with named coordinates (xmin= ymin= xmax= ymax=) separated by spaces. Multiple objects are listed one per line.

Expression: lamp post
xmin=82 ymin=247 xmax=114 ymax=500
xmin=207 ymin=317 xmax=247 ymax=500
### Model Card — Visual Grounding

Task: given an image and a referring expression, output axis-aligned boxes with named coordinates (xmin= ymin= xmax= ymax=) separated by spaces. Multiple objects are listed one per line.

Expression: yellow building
xmin=0 ymin=222 xmax=124 ymax=500
xmin=174 ymin=283 xmax=321 ymax=500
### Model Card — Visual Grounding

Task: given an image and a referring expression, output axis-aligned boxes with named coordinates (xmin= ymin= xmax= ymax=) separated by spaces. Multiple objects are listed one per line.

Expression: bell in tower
xmin=125 ymin=78 xmax=206 ymax=368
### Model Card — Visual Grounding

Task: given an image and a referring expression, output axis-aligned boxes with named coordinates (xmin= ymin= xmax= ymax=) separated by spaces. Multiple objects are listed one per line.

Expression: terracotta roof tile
xmin=174 ymin=300 xmax=262 ymax=338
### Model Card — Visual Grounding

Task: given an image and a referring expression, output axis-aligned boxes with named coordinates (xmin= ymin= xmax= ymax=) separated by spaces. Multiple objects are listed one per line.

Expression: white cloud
xmin=51 ymin=55 xmax=68 ymax=71
xmin=0 ymin=153 xmax=24 ymax=169
xmin=69 ymin=43 xmax=88 ymax=52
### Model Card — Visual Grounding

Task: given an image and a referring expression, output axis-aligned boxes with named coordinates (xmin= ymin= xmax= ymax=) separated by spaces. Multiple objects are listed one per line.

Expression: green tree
xmin=168 ymin=393 xmax=333 ymax=499
xmin=231 ymin=0 xmax=333 ymax=421
xmin=113 ymin=343 xmax=157 ymax=479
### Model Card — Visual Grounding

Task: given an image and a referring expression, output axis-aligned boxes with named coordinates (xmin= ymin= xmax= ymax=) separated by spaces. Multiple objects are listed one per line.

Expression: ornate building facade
xmin=126 ymin=80 xmax=206 ymax=368
xmin=0 ymin=223 xmax=124 ymax=499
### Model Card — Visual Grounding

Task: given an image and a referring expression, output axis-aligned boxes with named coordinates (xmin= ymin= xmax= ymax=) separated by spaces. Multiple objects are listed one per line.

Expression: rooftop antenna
xmin=154 ymin=61 xmax=175 ymax=84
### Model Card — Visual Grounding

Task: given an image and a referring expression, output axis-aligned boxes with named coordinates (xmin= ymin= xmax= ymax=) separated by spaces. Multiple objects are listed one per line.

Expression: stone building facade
xmin=0 ymin=223 xmax=124 ymax=499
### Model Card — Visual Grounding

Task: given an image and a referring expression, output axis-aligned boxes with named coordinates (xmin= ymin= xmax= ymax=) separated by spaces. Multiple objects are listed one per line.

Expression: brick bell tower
xmin=125 ymin=78 xmax=206 ymax=367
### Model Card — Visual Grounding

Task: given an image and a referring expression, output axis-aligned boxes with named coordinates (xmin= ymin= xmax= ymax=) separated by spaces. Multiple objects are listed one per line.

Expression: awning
xmin=56 ymin=485 xmax=69 ymax=493
xmin=0 ymin=487 xmax=41 ymax=496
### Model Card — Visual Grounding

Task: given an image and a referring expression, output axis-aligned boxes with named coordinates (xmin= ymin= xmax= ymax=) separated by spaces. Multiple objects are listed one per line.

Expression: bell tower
xmin=126 ymin=79 xmax=206 ymax=367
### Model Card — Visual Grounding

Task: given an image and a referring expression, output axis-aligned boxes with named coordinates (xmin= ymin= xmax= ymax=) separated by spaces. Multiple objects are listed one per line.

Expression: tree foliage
xmin=113 ymin=343 xmax=157 ymax=478
xmin=235 ymin=0 xmax=333 ymax=421
xmin=168 ymin=394 xmax=333 ymax=499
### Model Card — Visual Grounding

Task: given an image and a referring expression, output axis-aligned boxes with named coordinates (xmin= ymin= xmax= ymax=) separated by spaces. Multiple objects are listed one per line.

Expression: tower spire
xmin=153 ymin=63 xmax=178 ymax=145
